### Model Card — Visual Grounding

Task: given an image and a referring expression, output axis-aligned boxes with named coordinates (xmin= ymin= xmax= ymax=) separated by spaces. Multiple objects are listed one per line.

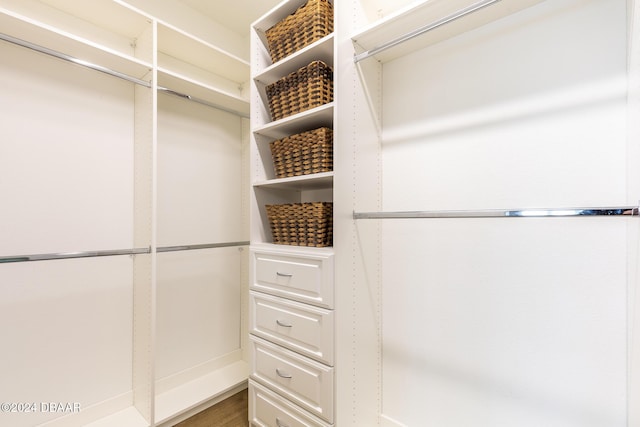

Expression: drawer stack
xmin=249 ymin=246 xmax=335 ymax=426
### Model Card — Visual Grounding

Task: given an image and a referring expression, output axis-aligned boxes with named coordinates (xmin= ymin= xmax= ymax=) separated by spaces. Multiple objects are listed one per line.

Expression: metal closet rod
xmin=157 ymin=87 xmax=250 ymax=119
xmin=0 ymin=33 xmax=249 ymax=118
xmin=0 ymin=32 xmax=152 ymax=87
xmin=354 ymin=0 xmax=501 ymax=63
xmin=0 ymin=241 xmax=250 ymax=264
xmin=353 ymin=206 xmax=640 ymax=219
xmin=156 ymin=241 xmax=250 ymax=253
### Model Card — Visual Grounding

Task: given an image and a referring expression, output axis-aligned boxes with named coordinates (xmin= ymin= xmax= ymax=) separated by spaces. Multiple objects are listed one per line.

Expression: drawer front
xmin=250 ymin=336 xmax=334 ymax=423
xmin=249 ymin=380 xmax=332 ymax=427
xmin=251 ymin=248 xmax=334 ymax=309
xmin=250 ymin=292 xmax=334 ymax=366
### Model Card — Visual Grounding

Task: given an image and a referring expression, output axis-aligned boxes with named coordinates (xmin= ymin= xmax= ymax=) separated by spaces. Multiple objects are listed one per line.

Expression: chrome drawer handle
xmin=276 ymin=319 xmax=293 ymax=328
xmin=276 ymin=272 xmax=293 ymax=277
xmin=276 ymin=368 xmax=292 ymax=379
xmin=276 ymin=417 xmax=289 ymax=427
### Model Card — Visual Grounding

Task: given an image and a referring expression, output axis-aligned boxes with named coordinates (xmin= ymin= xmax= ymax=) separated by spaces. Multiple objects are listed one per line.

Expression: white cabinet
xmin=248 ymin=243 xmax=335 ymax=424
xmin=249 ymin=0 xmax=335 ymax=424
xmin=250 ymin=381 xmax=332 ymax=427
xmin=250 ymin=336 xmax=334 ymax=423
xmin=0 ymin=1 xmax=249 ymax=426
xmin=250 ymin=286 xmax=335 ymax=365
xmin=251 ymin=247 xmax=334 ymax=308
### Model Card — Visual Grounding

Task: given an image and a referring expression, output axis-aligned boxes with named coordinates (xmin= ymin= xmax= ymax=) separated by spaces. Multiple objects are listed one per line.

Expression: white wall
xmin=0 ymin=40 xmax=136 ymax=427
xmin=379 ymin=0 xmax=630 ymax=425
xmin=155 ymin=94 xmax=245 ymax=383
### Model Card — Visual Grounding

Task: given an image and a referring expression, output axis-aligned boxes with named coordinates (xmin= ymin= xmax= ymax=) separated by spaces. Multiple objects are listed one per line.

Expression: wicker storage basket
xmin=265 ymin=0 xmax=334 ymax=63
xmin=266 ymin=60 xmax=333 ymax=121
xmin=266 ymin=202 xmax=333 ymax=247
xmin=270 ymin=127 xmax=333 ymax=178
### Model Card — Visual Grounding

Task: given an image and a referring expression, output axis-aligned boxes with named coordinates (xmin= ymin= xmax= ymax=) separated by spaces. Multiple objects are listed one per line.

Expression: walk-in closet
xmin=1 ymin=0 xmax=639 ymax=426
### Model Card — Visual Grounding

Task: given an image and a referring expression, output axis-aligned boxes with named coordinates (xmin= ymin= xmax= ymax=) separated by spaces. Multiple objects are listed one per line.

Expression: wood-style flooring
xmin=175 ymin=389 xmax=249 ymax=427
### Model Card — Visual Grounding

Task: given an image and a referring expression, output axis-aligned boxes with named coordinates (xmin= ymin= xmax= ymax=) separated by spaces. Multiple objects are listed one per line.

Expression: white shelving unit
xmin=157 ymin=22 xmax=250 ymax=117
xmin=250 ymin=0 xmax=335 ymax=245
xmin=249 ymin=0 xmax=336 ymax=425
xmin=0 ymin=0 xmax=250 ymax=425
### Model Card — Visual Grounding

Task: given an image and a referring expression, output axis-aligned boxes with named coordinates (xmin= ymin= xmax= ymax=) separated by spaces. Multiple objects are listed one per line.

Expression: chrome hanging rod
xmin=353 ymin=206 xmax=640 ymax=219
xmin=0 ymin=33 xmax=248 ymax=117
xmin=354 ymin=0 xmax=501 ymax=63
xmin=0 ymin=32 xmax=151 ymax=87
xmin=0 ymin=247 xmax=151 ymax=264
xmin=156 ymin=241 xmax=249 ymax=253
xmin=0 ymin=241 xmax=249 ymax=264
xmin=157 ymin=87 xmax=250 ymax=119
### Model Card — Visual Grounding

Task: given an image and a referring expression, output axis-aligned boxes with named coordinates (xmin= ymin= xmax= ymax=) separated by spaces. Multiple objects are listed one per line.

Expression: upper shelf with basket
xmin=250 ymin=0 xmax=336 ymax=248
xmin=252 ymin=0 xmax=335 ymax=128
xmin=252 ymin=0 xmax=334 ymax=71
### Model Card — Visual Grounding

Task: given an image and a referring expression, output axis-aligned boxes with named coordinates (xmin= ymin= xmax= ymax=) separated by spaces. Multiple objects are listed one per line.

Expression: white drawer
xmin=250 ymin=336 xmax=334 ymax=423
xmin=249 ymin=380 xmax=332 ymax=427
xmin=251 ymin=247 xmax=334 ymax=309
xmin=250 ymin=291 xmax=334 ymax=366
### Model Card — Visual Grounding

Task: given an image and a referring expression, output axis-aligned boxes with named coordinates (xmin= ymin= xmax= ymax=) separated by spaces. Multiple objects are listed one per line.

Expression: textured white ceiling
xmin=179 ymin=0 xmax=283 ymax=36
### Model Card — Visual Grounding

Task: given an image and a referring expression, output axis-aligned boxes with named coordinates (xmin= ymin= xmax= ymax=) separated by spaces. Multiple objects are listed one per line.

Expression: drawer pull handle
xmin=276 ymin=272 xmax=293 ymax=277
xmin=276 ymin=368 xmax=292 ymax=379
xmin=276 ymin=320 xmax=293 ymax=328
xmin=276 ymin=417 xmax=289 ymax=427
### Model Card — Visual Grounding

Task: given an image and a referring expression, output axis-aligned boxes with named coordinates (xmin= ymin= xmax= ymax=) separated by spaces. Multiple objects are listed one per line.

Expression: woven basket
xmin=266 ymin=202 xmax=333 ymax=247
xmin=265 ymin=0 xmax=334 ymax=63
xmin=270 ymin=127 xmax=333 ymax=178
xmin=266 ymin=60 xmax=333 ymax=121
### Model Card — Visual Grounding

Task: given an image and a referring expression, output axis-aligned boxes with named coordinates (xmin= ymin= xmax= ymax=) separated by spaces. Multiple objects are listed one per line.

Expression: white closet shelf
xmin=254 ymin=172 xmax=334 ymax=191
xmin=351 ymin=0 xmax=546 ymax=63
xmin=158 ymin=69 xmax=249 ymax=117
xmin=253 ymin=103 xmax=334 ymax=140
xmin=84 ymin=407 xmax=149 ymax=427
xmin=154 ymin=360 xmax=248 ymax=425
xmin=253 ymin=34 xmax=334 ymax=85
xmin=252 ymin=0 xmax=325 ymax=35
xmin=158 ymin=23 xmax=249 ymax=87
xmin=0 ymin=8 xmax=152 ymax=80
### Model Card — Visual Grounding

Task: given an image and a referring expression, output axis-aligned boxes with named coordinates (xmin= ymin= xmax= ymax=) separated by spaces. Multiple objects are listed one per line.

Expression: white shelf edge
xmin=251 ymin=0 xmax=315 ymax=32
xmin=0 ymin=7 xmax=152 ymax=79
xmin=157 ymin=67 xmax=248 ymax=101
xmin=82 ymin=407 xmax=149 ymax=427
xmin=157 ymin=20 xmax=249 ymax=67
xmin=249 ymin=242 xmax=335 ymax=256
xmin=254 ymin=172 xmax=334 ymax=190
xmin=154 ymin=360 xmax=249 ymax=425
xmin=158 ymin=68 xmax=249 ymax=117
xmin=351 ymin=0 xmax=547 ymax=63
xmin=253 ymin=103 xmax=334 ymax=139
xmin=253 ymin=34 xmax=334 ymax=84
xmin=157 ymin=22 xmax=249 ymax=85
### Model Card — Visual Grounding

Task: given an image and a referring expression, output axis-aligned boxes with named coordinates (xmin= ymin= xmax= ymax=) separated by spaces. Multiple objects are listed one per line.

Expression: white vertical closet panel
xmin=155 ymin=93 xmax=244 ymax=390
xmin=0 ymin=41 xmax=136 ymax=426
xmin=379 ymin=0 xmax=630 ymax=425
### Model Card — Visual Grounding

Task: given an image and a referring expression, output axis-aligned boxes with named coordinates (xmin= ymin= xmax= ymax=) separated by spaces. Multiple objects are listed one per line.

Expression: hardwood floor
xmin=175 ymin=389 xmax=249 ymax=427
